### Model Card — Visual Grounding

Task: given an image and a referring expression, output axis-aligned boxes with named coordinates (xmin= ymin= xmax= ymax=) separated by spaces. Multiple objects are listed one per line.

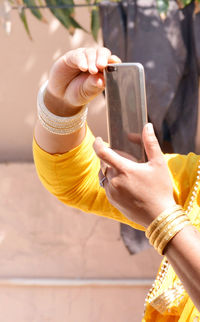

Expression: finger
xmin=108 ymin=54 xmax=121 ymax=64
xmin=98 ymin=168 xmax=105 ymax=181
xmin=142 ymin=123 xmax=163 ymax=161
xmin=96 ymin=47 xmax=111 ymax=70
xmin=114 ymin=149 xmax=138 ymax=162
xmin=66 ymin=73 xmax=104 ymax=106
xmin=99 ymin=168 xmax=110 ymax=189
xmin=98 ymin=168 xmax=114 ymax=192
xmin=100 ymin=159 xmax=108 ymax=176
xmin=64 ymin=48 xmax=88 ymax=72
xmin=80 ymin=73 xmax=104 ymax=101
xmin=85 ymin=48 xmax=98 ymax=74
xmin=93 ymin=137 xmax=134 ymax=172
xmin=99 ymin=168 xmax=103 ymax=180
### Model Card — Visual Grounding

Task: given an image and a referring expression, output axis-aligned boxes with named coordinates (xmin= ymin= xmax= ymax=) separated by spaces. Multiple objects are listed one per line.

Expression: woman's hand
xmin=35 ymin=47 xmax=121 ymax=154
xmin=44 ymin=47 xmax=121 ymax=116
xmin=93 ymin=123 xmax=176 ymax=228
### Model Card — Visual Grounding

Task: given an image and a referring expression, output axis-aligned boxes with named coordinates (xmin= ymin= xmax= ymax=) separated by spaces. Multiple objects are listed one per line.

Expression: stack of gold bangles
xmin=145 ymin=205 xmax=191 ymax=255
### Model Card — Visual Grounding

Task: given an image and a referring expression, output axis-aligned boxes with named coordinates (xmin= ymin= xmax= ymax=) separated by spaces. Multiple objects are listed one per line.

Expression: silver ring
xmin=99 ymin=176 xmax=107 ymax=187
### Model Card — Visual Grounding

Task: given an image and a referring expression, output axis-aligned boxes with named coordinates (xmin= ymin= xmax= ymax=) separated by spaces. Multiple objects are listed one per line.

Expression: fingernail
xmin=79 ymin=62 xmax=88 ymax=70
xmin=96 ymin=136 xmax=103 ymax=143
xmin=147 ymin=123 xmax=154 ymax=134
xmin=93 ymin=137 xmax=103 ymax=151
xmin=89 ymin=66 xmax=98 ymax=74
xmin=96 ymin=78 xmax=104 ymax=88
xmin=97 ymin=58 xmax=106 ymax=67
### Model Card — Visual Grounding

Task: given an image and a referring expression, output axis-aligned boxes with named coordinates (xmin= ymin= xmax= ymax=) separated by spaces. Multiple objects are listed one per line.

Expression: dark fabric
xmin=120 ymin=223 xmax=150 ymax=254
xmin=99 ymin=0 xmax=200 ymax=254
xmin=193 ymin=10 xmax=200 ymax=74
xmin=99 ymin=0 xmax=200 ymax=153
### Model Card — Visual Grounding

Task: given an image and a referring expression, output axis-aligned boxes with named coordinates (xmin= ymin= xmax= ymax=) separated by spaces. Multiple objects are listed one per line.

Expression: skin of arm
xmin=165 ymin=224 xmax=200 ymax=311
xmin=93 ymin=123 xmax=200 ymax=311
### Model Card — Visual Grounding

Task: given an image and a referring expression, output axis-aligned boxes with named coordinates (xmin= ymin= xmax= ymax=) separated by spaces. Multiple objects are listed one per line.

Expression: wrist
xmin=44 ymin=85 xmax=83 ymax=117
xmin=145 ymin=204 xmax=191 ymax=255
xmin=164 ymin=224 xmax=194 ymax=255
xmin=145 ymin=200 xmax=177 ymax=227
xmin=37 ymin=81 xmax=88 ymax=136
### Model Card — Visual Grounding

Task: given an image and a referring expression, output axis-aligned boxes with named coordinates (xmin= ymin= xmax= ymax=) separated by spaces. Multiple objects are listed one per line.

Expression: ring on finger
xmin=99 ymin=176 xmax=107 ymax=188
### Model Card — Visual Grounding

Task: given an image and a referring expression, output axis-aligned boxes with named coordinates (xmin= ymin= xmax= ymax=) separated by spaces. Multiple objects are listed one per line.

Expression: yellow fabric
xmin=143 ymin=153 xmax=200 ymax=321
xmin=33 ymin=126 xmax=144 ymax=230
xmin=33 ymin=125 xmax=200 ymax=321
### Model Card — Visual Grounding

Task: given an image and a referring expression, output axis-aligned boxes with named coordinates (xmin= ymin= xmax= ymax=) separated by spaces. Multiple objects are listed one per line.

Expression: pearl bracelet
xmin=37 ymin=80 xmax=88 ymax=135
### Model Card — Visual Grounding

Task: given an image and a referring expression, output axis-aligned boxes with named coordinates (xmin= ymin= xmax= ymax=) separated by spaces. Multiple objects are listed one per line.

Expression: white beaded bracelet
xmin=37 ymin=80 xmax=88 ymax=135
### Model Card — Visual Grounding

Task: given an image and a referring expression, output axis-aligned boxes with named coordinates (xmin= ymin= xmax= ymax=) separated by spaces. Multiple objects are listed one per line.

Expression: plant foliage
xmin=2 ymin=0 xmax=200 ymax=40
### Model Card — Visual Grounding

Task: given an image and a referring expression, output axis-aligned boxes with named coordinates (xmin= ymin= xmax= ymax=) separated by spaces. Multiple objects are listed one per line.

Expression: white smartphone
xmin=104 ymin=63 xmax=148 ymax=162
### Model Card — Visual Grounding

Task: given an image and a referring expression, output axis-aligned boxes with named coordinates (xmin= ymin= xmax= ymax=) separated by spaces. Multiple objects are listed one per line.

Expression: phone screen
xmin=104 ymin=63 xmax=148 ymax=162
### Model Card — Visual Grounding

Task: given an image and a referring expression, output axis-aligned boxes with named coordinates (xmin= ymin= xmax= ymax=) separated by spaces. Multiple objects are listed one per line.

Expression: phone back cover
xmin=104 ymin=64 xmax=147 ymax=162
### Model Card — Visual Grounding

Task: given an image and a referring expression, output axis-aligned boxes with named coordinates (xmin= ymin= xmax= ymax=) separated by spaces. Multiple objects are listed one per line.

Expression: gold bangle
xmin=149 ymin=210 xmax=185 ymax=246
xmin=145 ymin=204 xmax=182 ymax=239
xmin=154 ymin=214 xmax=188 ymax=250
xmin=157 ymin=220 xmax=191 ymax=255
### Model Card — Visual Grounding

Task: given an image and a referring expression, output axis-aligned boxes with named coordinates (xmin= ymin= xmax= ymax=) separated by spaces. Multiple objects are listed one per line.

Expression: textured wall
xmin=0 ymin=7 xmax=106 ymax=162
xmin=0 ymin=163 xmax=161 ymax=322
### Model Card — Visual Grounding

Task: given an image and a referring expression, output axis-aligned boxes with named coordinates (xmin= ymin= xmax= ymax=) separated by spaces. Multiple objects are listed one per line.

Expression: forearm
xmin=34 ymin=83 xmax=87 ymax=154
xmin=34 ymin=120 xmax=86 ymax=154
xmin=165 ymin=224 xmax=200 ymax=310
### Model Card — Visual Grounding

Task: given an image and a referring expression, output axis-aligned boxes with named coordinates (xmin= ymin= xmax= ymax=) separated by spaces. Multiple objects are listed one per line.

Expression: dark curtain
xmin=99 ymin=0 xmax=200 ymax=254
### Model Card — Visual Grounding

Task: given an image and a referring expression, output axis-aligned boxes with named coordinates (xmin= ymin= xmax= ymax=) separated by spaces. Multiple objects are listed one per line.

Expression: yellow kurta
xmin=33 ymin=126 xmax=200 ymax=321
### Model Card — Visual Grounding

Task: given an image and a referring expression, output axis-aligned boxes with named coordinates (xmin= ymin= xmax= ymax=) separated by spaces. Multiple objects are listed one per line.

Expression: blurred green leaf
xmin=156 ymin=0 xmax=169 ymax=14
xmin=19 ymin=8 xmax=32 ymax=39
xmin=45 ymin=0 xmax=72 ymax=28
xmin=91 ymin=6 xmax=100 ymax=41
xmin=58 ymin=0 xmax=74 ymax=15
xmin=45 ymin=0 xmax=84 ymax=31
xmin=179 ymin=0 xmax=193 ymax=6
xmin=68 ymin=15 xmax=87 ymax=30
xmin=23 ymin=0 xmax=43 ymax=20
xmin=8 ymin=0 xmax=200 ymax=41
xmin=37 ymin=0 xmax=44 ymax=5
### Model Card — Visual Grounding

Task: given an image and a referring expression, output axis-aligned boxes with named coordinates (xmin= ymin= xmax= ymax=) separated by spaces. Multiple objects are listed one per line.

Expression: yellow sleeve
xmin=33 ymin=126 xmax=145 ymax=231
xmin=164 ymin=152 xmax=200 ymax=208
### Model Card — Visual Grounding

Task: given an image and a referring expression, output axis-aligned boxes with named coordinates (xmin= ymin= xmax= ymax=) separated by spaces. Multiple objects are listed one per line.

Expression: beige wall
xmin=0 ymin=7 xmax=161 ymax=322
xmin=0 ymin=163 xmax=161 ymax=322
xmin=0 ymin=8 xmax=107 ymax=162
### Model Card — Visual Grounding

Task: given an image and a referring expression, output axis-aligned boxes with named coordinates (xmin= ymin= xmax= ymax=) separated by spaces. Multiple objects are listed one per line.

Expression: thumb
xmin=143 ymin=123 xmax=163 ymax=161
xmin=66 ymin=73 xmax=104 ymax=107
xmin=80 ymin=73 xmax=105 ymax=102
